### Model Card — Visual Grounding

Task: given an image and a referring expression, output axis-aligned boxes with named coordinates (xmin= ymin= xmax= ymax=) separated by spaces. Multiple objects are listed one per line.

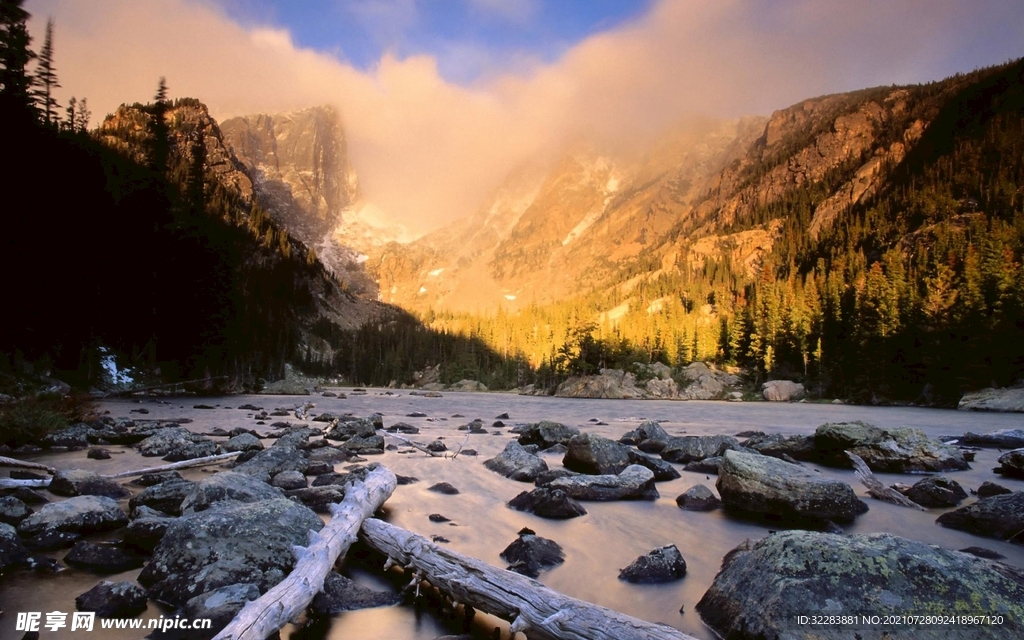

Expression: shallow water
xmin=2 ymin=392 xmax=1023 ymax=639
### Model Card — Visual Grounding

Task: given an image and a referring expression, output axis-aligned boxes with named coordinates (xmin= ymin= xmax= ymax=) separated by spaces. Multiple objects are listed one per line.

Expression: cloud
xmin=25 ymin=0 xmax=1024 ymax=236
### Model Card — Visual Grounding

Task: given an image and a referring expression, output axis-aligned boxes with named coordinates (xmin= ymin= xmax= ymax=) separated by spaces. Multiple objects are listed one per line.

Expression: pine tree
xmin=73 ymin=95 xmax=89 ymax=131
xmin=32 ymin=17 xmax=58 ymax=126
xmin=63 ymin=94 xmax=74 ymax=130
xmin=0 ymin=0 xmax=36 ymax=121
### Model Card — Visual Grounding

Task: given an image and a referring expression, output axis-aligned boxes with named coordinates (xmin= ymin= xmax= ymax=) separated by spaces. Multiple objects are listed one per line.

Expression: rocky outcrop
xmin=562 ymin=434 xmax=633 ymax=474
xmin=517 ymin=421 xmax=580 ymax=449
xmin=555 ymin=369 xmax=645 ymax=399
xmin=618 ymin=545 xmax=687 ymax=583
xmin=179 ymin=472 xmax=284 ymax=513
xmin=761 ymin=380 xmax=804 ymax=402
xmin=660 ymin=435 xmax=739 ymax=464
xmin=814 ymin=422 xmax=968 ymax=473
xmin=697 ymin=531 xmax=1024 ymax=640
xmin=678 ymin=362 xmax=742 ymax=400
xmin=483 ymin=441 xmax=548 ymax=482
xmin=742 ymin=433 xmax=816 ymax=461
xmin=546 ymin=465 xmax=658 ymax=501
xmin=717 ymin=450 xmax=868 ymax=525
xmin=936 ymin=493 xmax=1024 ymax=543
xmin=958 ymin=387 xmax=1024 ymax=412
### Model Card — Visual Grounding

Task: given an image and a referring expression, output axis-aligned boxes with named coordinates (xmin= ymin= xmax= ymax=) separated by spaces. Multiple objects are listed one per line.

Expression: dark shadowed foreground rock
xmin=508 ymin=488 xmax=587 ymax=519
xmin=563 ymin=433 xmax=633 ymax=474
xmin=996 ymin=449 xmax=1024 ymax=478
xmin=49 ymin=469 xmax=131 ymax=499
xmin=128 ymin=480 xmax=195 ymax=517
xmin=936 ymin=492 xmax=1024 ymax=543
xmin=676 ymin=484 xmax=721 ymax=511
xmin=659 ymin=435 xmax=739 ymax=464
xmin=0 ymin=522 xmax=30 ymax=571
xmin=0 ymin=496 xmax=31 ymax=526
xmin=717 ymin=450 xmax=868 ymax=525
xmin=64 ymin=541 xmax=145 ymax=573
xmin=546 ymin=465 xmax=658 ymax=501
xmin=696 ymin=531 xmax=1024 ymax=640
xmin=619 ymin=544 xmax=687 ymax=583
xmin=75 ymin=580 xmax=148 ymax=617
xmin=483 ymin=441 xmax=548 ymax=482
xmin=500 ymin=528 xmax=564 ymax=577
xmin=977 ymin=481 xmax=1013 ymax=498
xmin=309 ymin=572 xmax=402 ymax=615
xmin=150 ymin=583 xmax=260 ymax=640
xmin=138 ymin=498 xmax=323 ymax=606
xmin=814 ymin=422 xmax=967 ymax=473
xmin=900 ymin=476 xmax=968 ymax=508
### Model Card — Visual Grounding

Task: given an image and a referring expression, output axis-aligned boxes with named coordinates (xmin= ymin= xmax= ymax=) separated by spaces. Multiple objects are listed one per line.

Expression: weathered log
xmin=0 ymin=456 xmax=57 ymax=474
xmin=102 ymin=451 xmax=242 ymax=479
xmin=212 ymin=465 xmax=397 ymax=640
xmin=846 ymin=452 xmax=926 ymax=510
xmin=379 ymin=430 xmax=444 ymax=457
xmin=0 ymin=478 xmax=51 ymax=489
xmin=360 ymin=518 xmax=698 ymax=640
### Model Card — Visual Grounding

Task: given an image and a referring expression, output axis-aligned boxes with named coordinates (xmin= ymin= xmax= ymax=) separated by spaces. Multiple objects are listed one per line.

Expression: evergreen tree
xmin=0 ymin=0 xmax=36 ymax=121
xmin=63 ymin=94 xmax=74 ymax=130
xmin=73 ymin=96 xmax=89 ymax=131
xmin=32 ymin=17 xmax=57 ymax=126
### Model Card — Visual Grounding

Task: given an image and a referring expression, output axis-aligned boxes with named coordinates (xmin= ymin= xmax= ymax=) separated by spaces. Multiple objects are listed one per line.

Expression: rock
xmin=138 ymin=498 xmax=323 ymax=606
xmin=270 ymin=469 xmax=307 ymax=490
xmin=425 ymin=439 xmax=447 ymax=453
xmin=284 ymin=486 xmax=346 ymax=513
xmin=222 ymin=433 xmax=264 ymax=453
xmin=0 ymin=496 xmax=32 ymax=526
xmin=131 ymin=471 xmax=184 ymax=487
xmin=49 ymin=469 xmax=130 ymax=499
xmin=742 ymin=433 xmax=816 ymax=461
xmin=42 ymin=423 xmax=98 ymax=448
xmin=958 ymin=387 xmax=1024 ymax=412
xmin=761 ymin=380 xmax=805 ymax=402
xmin=500 ymin=528 xmax=564 ymax=577
xmin=87 ymin=448 xmax=112 ymax=460
xmin=64 ymin=541 xmax=145 ymax=573
xmin=273 ymin=427 xmax=317 ymax=449
xmin=232 ymin=446 xmax=308 ymax=482
xmin=534 ymin=469 xmax=579 ymax=486
xmin=309 ymin=572 xmax=402 ymax=615
xmin=996 ymin=448 xmax=1024 ymax=478
xmin=129 ymin=480 xmax=196 ymax=516
xmin=936 ymin=492 xmax=1024 ymax=543
xmin=517 ymin=421 xmax=580 ymax=448
xmin=563 ymin=433 xmax=633 ymax=474
xmin=555 ymin=369 xmax=645 ymax=399
xmin=324 ymin=415 xmax=382 ymax=441
xmin=0 ymin=521 xmax=30 ymax=572
xmin=547 ymin=465 xmax=658 ymax=501
xmin=450 ymin=379 xmax=488 ymax=392
xmin=627 ymin=450 xmax=681 ymax=480
xmin=10 ymin=470 xmax=45 ymax=480
xmin=150 ymin=583 xmax=260 ymax=640
xmin=660 ymin=435 xmax=739 ymax=464
xmin=341 ymin=434 xmax=385 ymax=454
xmin=618 ymin=544 xmax=687 ymax=583
xmin=960 ymin=546 xmax=1006 ymax=560
xmin=124 ymin=515 xmax=174 ymax=552
xmin=717 ymin=450 xmax=868 ymax=525
xmin=17 ymin=496 xmax=129 ymax=550
xmin=699 ymin=531 xmax=1024 ymax=640
xmin=483 ymin=441 xmax=549 ymax=482
xmin=814 ymin=422 xmax=968 ymax=473
xmin=961 ymin=428 xmax=1024 ymax=448
xmin=136 ymin=427 xmax=211 ymax=457
xmin=163 ymin=440 xmax=219 ymax=462
xmin=676 ymin=484 xmax=721 ymax=511
xmin=428 ymin=482 xmax=460 ymax=495
xmin=683 ymin=456 xmax=723 ymax=474
xmin=396 ymin=475 xmax=419 ymax=485
xmin=619 ymin=421 xmax=670 ymax=452
xmin=508 ymin=488 xmax=587 ymax=519
xmin=307 ymin=446 xmax=351 ymax=465
xmin=900 ymin=476 xmax=968 ymax=508
xmin=75 ymin=581 xmax=148 ymax=617
xmin=180 ymin=472 xmax=284 ymax=513
xmin=977 ymin=481 xmax=1013 ymax=498
xmin=10 ymin=487 xmax=48 ymax=504
xmin=304 ymin=460 xmax=334 ymax=476
xmin=386 ymin=422 xmax=420 ymax=434
xmin=428 ymin=513 xmax=450 ymax=522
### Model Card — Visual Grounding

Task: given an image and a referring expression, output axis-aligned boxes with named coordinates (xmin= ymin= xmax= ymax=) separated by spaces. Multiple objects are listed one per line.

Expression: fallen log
xmin=846 ymin=452 xmax=926 ymax=511
xmin=379 ymin=430 xmax=443 ymax=457
xmin=213 ymin=464 xmax=397 ymax=640
xmin=102 ymin=451 xmax=243 ymax=479
xmin=0 ymin=478 xmax=51 ymax=489
xmin=360 ymin=518 xmax=698 ymax=640
xmin=0 ymin=456 xmax=57 ymax=474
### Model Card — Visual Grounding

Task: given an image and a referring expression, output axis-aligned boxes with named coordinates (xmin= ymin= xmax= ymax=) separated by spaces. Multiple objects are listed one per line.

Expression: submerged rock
xmin=717 ymin=450 xmax=868 ymax=525
xmin=64 ymin=541 xmax=145 ymax=573
xmin=483 ymin=441 xmax=548 ymax=482
xmin=508 ymin=488 xmax=587 ymax=519
xmin=49 ymin=469 xmax=130 ymax=499
xmin=309 ymin=572 xmax=402 ymax=615
xmin=428 ymin=482 xmax=460 ymax=495
xmin=697 ymin=531 xmax=1024 ymax=640
xmin=936 ymin=492 xmax=1024 ymax=543
xmin=500 ymin=528 xmax=564 ymax=577
xmin=546 ymin=465 xmax=658 ymax=501
xmin=618 ymin=544 xmax=687 ymax=583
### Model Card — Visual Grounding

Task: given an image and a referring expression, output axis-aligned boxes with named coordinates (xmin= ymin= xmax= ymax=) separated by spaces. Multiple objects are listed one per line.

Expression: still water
xmin=2 ymin=391 xmax=1023 ymax=639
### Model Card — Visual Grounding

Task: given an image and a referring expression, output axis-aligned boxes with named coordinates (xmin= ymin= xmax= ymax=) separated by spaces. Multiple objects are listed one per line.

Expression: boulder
xmin=958 ymin=387 xmax=1024 ymax=412
xmin=75 ymin=581 xmax=148 ymax=617
xmin=309 ymin=572 xmax=402 ymax=615
xmin=517 ymin=421 xmax=580 ymax=449
xmin=222 ymin=433 xmax=264 ymax=453
xmin=762 ymin=380 xmax=804 ymax=402
xmin=684 ymin=456 xmax=723 ymax=474
xmin=697 ymin=531 xmax=1024 ymax=640
xmin=977 ymin=481 xmax=1013 ymax=498
xmin=10 ymin=487 xmax=48 ymax=504
xmin=450 ymin=379 xmax=488 ymax=392
xmin=563 ymin=433 xmax=633 ymax=474
xmin=180 ymin=472 xmax=284 ymax=513
xmin=619 ymin=421 xmax=670 ymax=452
xmin=555 ymin=369 xmax=645 ymax=399
xmin=128 ymin=480 xmax=196 ymax=516
xmin=232 ymin=446 xmax=308 ymax=482
xmin=814 ymin=422 xmax=968 ymax=473
xmin=270 ymin=469 xmax=307 ymax=490
xmin=341 ymin=434 xmax=385 ymax=454
xmin=0 ymin=495 xmax=32 ymax=526
xmin=284 ymin=486 xmax=346 ymax=513
xmin=717 ymin=450 xmax=868 ymax=525
xmin=163 ymin=440 xmax=218 ymax=462
xmin=996 ymin=449 xmax=1024 ymax=478
xmin=676 ymin=484 xmax=721 ymax=511
xmin=900 ymin=476 xmax=968 ymax=508
xmin=546 ymin=465 xmax=658 ymax=501
xmin=742 ymin=433 xmax=816 ymax=461
xmin=42 ymin=422 xmax=98 ymax=448
xmin=627 ymin=450 xmax=681 ymax=480
xmin=131 ymin=471 xmax=183 ymax=487
xmin=17 ymin=495 xmax=128 ymax=543
xmin=324 ymin=416 xmax=381 ymax=441
xmin=0 ymin=521 xmax=30 ymax=572
xmin=124 ymin=515 xmax=174 ymax=552
xmin=49 ymin=469 xmax=130 ymax=499
xmin=961 ymin=429 xmax=1024 ymax=448
xmin=483 ymin=441 xmax=549 ymax=482
xmin=660 ymin=435 xmax=739 ymax=464
xmin=678 ymin=362 xmax=742 ymax=400
xmin=156 ymin=583 xmax=260 ymax=640
xmin=618 ymin=544 xmax=686 ymax=583
xmin=428 ymin=482 xmax=460 ymax=495
xmin=508 ymin=488 xmax=587 ymax=519
xmin=136 ymin=427 xmax=211 ymax=457
xmin=138 ymin=498 xmax=323 ymax=606
xmin=500 ymin=528 xmax=565 ymax=578
xmin=64 ymin=541 xmax=145 ymax=573
xmin=644 ymin=377 xmax=679 ymax=399
xmin=936 ymin=492 xmax=1024 ymax=543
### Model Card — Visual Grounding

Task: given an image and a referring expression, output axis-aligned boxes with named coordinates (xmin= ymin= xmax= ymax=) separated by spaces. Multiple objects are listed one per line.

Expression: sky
xmin=24 ymin=0 xmax=1024 ymax=236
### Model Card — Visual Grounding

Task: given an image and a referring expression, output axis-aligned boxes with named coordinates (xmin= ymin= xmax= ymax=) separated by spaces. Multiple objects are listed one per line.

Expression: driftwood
xmin=0 ymin=456 xmax=57 ymax=474
xmin=0 ymin=478 xmax=51 ymax=489
xmin=103 ymin=451 xmax=242 ymax=479
xmin=360 ymin=518 xmax=699 ymax=640
xmin=379 ymin=430 xmax=444 ymax=457
xmin=213 ymin=465 xmax=397 ymax=640
xmin=846 ymin=452 xmax=926 ymax=510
